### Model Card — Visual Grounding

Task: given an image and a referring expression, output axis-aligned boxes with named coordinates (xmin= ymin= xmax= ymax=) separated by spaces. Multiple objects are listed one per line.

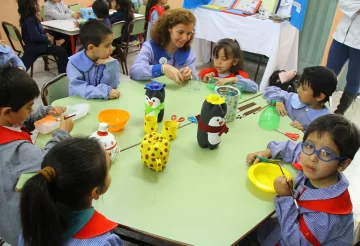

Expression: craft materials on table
xmin=255 ymin=155 xmax=281 ymax=163
xmin=236 ymin=106 xmax=262 ymax=119
xmin=144 ymin=115 xmax=158 ymax=134
xmin=171 ymin=114 xmax=185 ymax=123
xmin=253 ymin=104 xmax=269 ymax=114
xmin=258 ymin=100 xmax=280 ymax=130
xmin=277 ymin=162 xmax=299 ymax=211
xmin=56 ymin=113 xmax=76 ymax=121
xmin=238 ymin=102 xmax=256 ymax=112
xmin=274 ymin=129 xmax=300 ymax=141
xmin=223 ymin=0 xmax=262 ymax=16
xmin=201 ymin=0 xmax=236 ymax=10
xmin=98 ymin=109 xmax=130 ymax=132
xmin=248 ymin=162 xmax=292 ymax=193
xmin=196 ymin=94 xmax=229 ymax=150
xmin=187 ymin=115 xmax=198 ymax=124
xmin=140 ymin=132 xmax=170 ymax=172
xmin=216 ymin=86 xmax=241 ymax=122
xmin=90 ymin=123 xmax=120 ymax=162
xmin=144 ymin=81 xmax=166 ymax=122
xmin=161 ymin=115 xmax=185 ymax=140
xmin=238 ymin=94 xmax=262 ymax=105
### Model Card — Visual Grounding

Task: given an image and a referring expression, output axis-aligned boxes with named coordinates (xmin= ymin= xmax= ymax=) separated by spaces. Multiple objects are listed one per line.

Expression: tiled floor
xmin=7 ymin=48 xmax=358 ymax=246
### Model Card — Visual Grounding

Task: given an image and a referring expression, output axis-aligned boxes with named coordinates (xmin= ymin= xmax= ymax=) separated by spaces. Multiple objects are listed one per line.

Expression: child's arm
xmin=24 ymin=18 xmax=48 ymax=44
xmin=9 ymin=51 xmax=26 ymax=70
xmin=235 ymin=75 xmax=258 ymax=93
xmin=129 ymin=42 xmax=158 ymax=81
xmin=45 ymin=3 xmax=73 ymax=20
xmin=263 ymin=86 xmax=291 ymax=103
xmin=98 ymin=59 xmax=121 ymax=89
xmin=64 ymin=2 xmax=75 ymax=15
xmin=339 ymin=0 xmax=360 ymax=19
xmin=67 ymin=62 xmax=116 ymax=99
xmin=22 ymin=105 xmax=53 ymax=131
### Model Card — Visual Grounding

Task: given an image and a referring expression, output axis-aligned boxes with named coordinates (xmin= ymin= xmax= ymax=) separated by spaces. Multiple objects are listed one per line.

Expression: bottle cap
xmin=99 ymin=122 xmax=108 ymax=132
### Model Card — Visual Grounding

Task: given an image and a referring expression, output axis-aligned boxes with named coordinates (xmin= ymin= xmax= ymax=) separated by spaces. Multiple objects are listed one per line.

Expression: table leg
xmin=70 ymin=35 xmax=76 ymax=54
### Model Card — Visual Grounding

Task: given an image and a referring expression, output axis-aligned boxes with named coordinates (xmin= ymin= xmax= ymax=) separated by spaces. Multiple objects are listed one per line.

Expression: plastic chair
xmin=111 ymin=21 xmax=128 ymax=75
xmin=121 ymin=17 xmax=145 ymax=57
xmin=138 ymin=4 xmax=146 ymax=15
xmin=1 ymin=21 xmax=56 ymax=77
xmin=69 ymin=3 xmax=81 ymax=13
xmin=40 ymin=6 xmax=45 ymax=21
xmin=41 ymin=73 xmax=69 ymax=106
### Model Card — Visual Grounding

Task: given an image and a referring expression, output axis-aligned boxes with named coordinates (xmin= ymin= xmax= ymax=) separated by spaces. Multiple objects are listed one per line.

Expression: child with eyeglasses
xmin=246 ymin=114 xmax=360 ymax=245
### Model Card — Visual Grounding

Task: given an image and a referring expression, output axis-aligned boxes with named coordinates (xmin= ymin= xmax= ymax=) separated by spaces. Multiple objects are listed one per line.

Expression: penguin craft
xmin=196 ymin=94 xmax=229 ymax=150
xmin=144 ymin=81 xmax=166 ymax=122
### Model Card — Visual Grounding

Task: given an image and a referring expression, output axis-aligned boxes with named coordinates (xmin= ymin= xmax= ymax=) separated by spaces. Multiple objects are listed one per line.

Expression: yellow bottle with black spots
xmin=140 ymin=132 xmax=170 ymax=172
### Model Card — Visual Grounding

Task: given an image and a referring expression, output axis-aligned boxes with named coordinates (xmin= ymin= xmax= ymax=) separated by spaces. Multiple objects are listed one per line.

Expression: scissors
xmin=171 ymin=114 xmax=185 ymax=123
xmin=256 ymin=156 xmax=281 ymax=164
xmin=275 ymin=129 xmax=300 ymax=141
xmin=187 ymin=115 xmax=198 ymax=124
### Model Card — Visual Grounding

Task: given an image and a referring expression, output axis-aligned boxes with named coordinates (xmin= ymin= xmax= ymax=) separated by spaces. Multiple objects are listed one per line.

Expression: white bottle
xmin=91 ymin=123 xmax=120 ymax=162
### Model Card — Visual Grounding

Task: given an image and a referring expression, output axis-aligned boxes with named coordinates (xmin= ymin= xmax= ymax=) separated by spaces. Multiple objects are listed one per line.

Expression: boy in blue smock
xmin=0 ymin=41 xmax=25 ymax=70
xmin=263 ymin=66 xmax=337 ymax=131
xmin=67 ymin=20 xmax=121 ymax=100
xmin=247 ymin=114 xmax=360 ymax=245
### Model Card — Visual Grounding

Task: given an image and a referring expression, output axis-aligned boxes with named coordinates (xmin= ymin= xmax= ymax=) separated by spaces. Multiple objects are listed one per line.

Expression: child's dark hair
xmin=145 ymin=0 xmax=159 ymax=30
xmin=20 ymin=137 xmax=108 ymax=246
xmin=299 ymin=66 xmax=337 ymax=103
xmin=0 ymin=67 xmax=39 ymax=111
xmin=304 ymin=114 xmax=360 ymax=161
xmin=80 ymin=20 xmax=113 ymax=49
xmin=112 ymin=0 xmax=134 ymax=21
xmin=18 ymin=0 xmax=38 ymax=25
xmin=213 ymin=38 xmax=245 ymax=74
xmin=92 ymin=0 xmax=110 ymax=19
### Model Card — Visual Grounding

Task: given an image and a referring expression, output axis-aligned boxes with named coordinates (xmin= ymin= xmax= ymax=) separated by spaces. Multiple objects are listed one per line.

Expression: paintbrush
xmin=56 ymin=113 xmax=76 ymax=122
xmin=277 ymin=162 xmax=299 ymax=211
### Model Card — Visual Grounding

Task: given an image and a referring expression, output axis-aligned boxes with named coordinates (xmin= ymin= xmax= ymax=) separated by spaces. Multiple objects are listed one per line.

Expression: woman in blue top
xmin=19 ymin=137 xmax=123 ymax=246
xmin=18 ymin=0 xmax=68 ymax=74
xmin=129 ymin=8 xmax=196 ymax=84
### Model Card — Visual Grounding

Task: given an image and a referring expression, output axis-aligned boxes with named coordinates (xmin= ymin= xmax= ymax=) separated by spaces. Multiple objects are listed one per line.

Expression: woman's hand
xmin=163 ymin=64 xmax=184 ymax=85
xmin=179 ymin=66 xmax=192 ymax=81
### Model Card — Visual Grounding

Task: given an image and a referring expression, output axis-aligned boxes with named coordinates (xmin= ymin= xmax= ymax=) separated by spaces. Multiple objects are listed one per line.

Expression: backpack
xmin=269 ymin=70 xmax=301 ymax=93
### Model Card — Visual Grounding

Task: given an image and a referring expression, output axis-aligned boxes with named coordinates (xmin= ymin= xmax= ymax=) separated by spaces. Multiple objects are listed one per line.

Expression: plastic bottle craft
xmin=90 ymin=123 xmax=120 ymax=162
xmin=196 ymin=94 xmax=229 ymax=150
xmin=144 ymin=81 xmax=166 ymax=122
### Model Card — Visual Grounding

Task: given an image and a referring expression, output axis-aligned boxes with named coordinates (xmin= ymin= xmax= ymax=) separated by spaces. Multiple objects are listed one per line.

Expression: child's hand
xmin=59 ymin=114 xmax=74 ymax=133
xmin=0 ymin=40 xmax=5 ymax=48
xmin=72 ymin=13 xmax=80 ymax=19
xmin=74 ymin=20 xmax=80 ymax=27
xmin=48 ymin=106 xmax=66 ymax=116
xmin=109 ymin=89 xmax=120 ymax=99
xmin=55 ymin=39 xmax=65 ymax=46
xmin=17 ymin=66 xmax=24 ymax=70
xmin=214 ymin=77 xmax=236 ymax=86
xmin=96 ymin=57 xmax=115 ymax=65
xmin=290 ymin=120 xmax=304 ymax=132
xmin=246 ymin=149 xmax=272 ymax=165
xmin=163 ymin=64 xmax=184 ymax=85
xmin=179 ymin=66 xmax=192 ymax=81
xmin=274 ymin=176 xmax=293 ymax=196
xmin=46 ymin=34 xmax=54 ymax=45
xmin=276 ymin=101 xmax=287 ymax=116
xmin=203 ymin=72 xmax=215 ymax=82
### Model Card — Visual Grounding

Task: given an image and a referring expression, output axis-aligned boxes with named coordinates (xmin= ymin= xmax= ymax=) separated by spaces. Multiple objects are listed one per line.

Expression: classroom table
xmin=93 ymin=95 xmax=301 ymax=246
xmin=192 ymin=7 xmax=299 ymax=93
xmin=36 ymin=76 xmax=257 ymax=150
xmin=41 ymin=13 xmax=145 ymax=54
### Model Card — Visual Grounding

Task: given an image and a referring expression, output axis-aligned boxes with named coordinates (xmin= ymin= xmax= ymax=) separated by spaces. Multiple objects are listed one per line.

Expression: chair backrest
xmin=1 ymin=21 xmax=24 ymax=55
xmin=138 ymin=4 xmax=146 ymax=15
xmin=41 ymin=73 xmax=69 ymax=106
xmin=111 ymin=21 xmax=125 ymax=40
xmin=69 ymin=3 xmax=81 ymax=13
xmin=129 ymin=18 xmax=146 ymax=36
xmin=40 ymin=6 xmax=45 ymax=21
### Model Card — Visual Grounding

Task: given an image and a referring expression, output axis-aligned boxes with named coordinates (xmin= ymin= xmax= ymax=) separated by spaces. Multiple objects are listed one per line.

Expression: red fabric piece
xmin=198 ymin=67 xmax=249 ymax=79
xmin=297 ymin=189 xmax=352 ymax=215
xmin=148 ymin=5 xmax=165 ymax=21
xmin=195 ymin=115 xmax=229 ymax=136
xmin=298 ymin=215 xmax=321 ymax=246
xmin=73 ymin=210 xmax=118 ymax=239
xmin=292 ymin=157 xmax=303 ymax=170
xmin=0 ymin=126 xmax=32 ymax=144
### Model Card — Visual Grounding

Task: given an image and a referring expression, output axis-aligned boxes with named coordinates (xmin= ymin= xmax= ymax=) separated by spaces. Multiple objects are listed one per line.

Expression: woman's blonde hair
xmin=150 ymin=9 xmax=196 ymax=50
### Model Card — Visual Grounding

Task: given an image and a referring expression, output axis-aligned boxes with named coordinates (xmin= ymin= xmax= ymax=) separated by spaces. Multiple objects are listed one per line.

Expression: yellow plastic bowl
xmin=248 ymin=163 xmax=292 ymax=193
xmin=98 ymin=109 xmax=130 ymax=132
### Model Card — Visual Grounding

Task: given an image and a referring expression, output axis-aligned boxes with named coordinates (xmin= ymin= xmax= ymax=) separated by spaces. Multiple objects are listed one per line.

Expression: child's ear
xmin=0 ymin=107 xmax=12 ymax=117
xmin=91 ymin=187 xmax=100 ymax=200
xmin=87 ymin=44 xmax=95 ymax=52
xmin=338 ymin=159 xmax=352 ymax=172
xmin=315 ymin=93 xmax=326 ymax=102
xmin=232 ymin=59 xmax=239 ymax=66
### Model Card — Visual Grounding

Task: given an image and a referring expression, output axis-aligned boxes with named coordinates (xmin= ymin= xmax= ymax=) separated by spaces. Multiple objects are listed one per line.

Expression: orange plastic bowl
xmin=98 ymin=109 xmax=130 ymax=132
